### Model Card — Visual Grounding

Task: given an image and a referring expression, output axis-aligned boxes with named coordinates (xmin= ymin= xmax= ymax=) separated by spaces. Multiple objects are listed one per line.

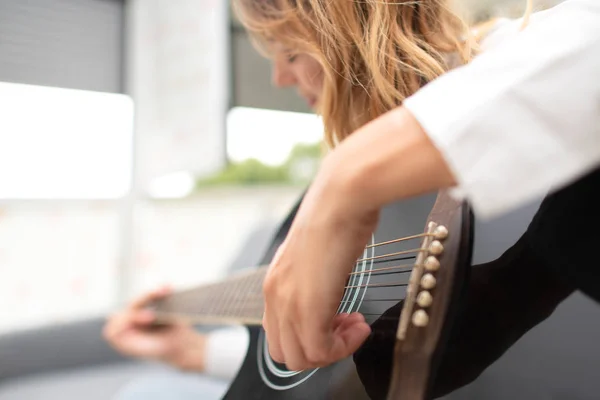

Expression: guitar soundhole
xmin=257 ymin=329 xmax=321 ymax=391
xmin=256 ymin=236 xmax=376 ymax=391
xmin=256 ymin=229 xmax=417 ymax=396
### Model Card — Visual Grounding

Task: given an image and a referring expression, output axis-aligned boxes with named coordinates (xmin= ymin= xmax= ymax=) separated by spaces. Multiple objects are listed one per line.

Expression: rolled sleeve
xmin=403 ymin=0 xmax=600 ymax=219
xmin=204 ymin=326 xmax=250 ymax=381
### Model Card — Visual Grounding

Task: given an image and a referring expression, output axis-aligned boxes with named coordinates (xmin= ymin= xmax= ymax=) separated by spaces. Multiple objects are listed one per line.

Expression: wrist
xmin=167 ymin=331 xmax=207 ymax=372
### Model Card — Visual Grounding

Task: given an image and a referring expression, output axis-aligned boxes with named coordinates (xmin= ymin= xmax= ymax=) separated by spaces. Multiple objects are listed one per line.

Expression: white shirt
xmin=404 ymin=0 xmax=600 ymax=220
xmin=203 ymin=325 xmax=249 ymax=380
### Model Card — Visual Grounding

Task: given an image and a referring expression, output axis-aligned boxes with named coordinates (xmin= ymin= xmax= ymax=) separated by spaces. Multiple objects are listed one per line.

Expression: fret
xmin=153 ymin=267 xmax=269 ymax=325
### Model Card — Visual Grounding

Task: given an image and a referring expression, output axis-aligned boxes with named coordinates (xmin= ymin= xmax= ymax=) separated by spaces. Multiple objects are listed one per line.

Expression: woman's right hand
xmin=103 ymin=286 xmax=207 ymax=372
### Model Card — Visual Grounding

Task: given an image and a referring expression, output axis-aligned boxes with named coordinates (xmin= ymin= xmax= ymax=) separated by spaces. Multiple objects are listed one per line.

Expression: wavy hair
xmin=234 ymin=0 xmax=532 ymax=147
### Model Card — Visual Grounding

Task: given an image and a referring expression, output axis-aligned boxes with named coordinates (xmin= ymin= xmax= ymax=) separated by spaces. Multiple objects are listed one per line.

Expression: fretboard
xmin=151 ymin=267 xmax=268 ymax=326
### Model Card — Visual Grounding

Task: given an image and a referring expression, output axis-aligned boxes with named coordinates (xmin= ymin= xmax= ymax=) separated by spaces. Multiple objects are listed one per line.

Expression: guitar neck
xmin=151 ymin=266 xmax=268 ymax=326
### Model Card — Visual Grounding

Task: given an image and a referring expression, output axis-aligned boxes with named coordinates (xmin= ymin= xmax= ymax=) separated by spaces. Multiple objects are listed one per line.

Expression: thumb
xmin=329 ymin=315 xmax=371 ymax=361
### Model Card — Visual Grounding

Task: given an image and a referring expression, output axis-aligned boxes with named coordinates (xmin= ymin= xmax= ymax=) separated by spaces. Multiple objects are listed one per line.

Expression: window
xmin=0 ymin=82 xmax=133 ymax=199
xmin=0 ymin=82 xmax=133 ymax=333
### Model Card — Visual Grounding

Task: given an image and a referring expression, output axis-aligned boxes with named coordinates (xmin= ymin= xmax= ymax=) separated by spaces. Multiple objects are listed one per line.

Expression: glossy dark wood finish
xmin=155 ymin=191 xmax=476 ymax=399
xmin=388 ymin=191 xmax=474 ymax=400
xmin=222 ymin=191 xmax=473 ymax=400
xmin=225 ymin=326 xmax=373 ymax=400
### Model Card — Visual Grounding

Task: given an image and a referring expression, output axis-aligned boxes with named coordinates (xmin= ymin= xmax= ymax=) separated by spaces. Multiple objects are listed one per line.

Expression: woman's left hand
xmin=262 ymin=155 xmax=377 ymax=371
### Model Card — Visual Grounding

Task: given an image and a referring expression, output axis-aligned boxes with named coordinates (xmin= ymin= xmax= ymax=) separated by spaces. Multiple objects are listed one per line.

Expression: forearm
xmin=328 ymin=0 xmax=600 ymax=219
xmin=168 ymin=331 xmax=208 ymax=372
xmin=323 ymin=106 xmax=456 ymax=213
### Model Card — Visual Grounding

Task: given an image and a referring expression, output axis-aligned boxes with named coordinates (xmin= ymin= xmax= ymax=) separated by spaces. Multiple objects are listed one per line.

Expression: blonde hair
xmin=521 ymin=0 xmax=534 ymax=30
xmin=234 ymin=0 xmax=533 ymax=147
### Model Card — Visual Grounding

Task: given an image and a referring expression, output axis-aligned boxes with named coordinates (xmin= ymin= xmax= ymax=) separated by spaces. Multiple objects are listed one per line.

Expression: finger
xmin=130 ymin=286 xmax=172 ymax=310
xmin=303 ymin=312 xmax=370 ymax=367
xmin=103 ymin=311 xmax=134 ymax=340
xmin=131 ymin=309 xmax=179 ymax=332
xmin=102 ymin=312 xmax=123 ymax=339
xmin=279 ymin=315 xmax=309 ymax=371
xmin=300 ymin=297 xmax=342 ymax=367
xmin=263 ymin=303 xmax=285 ymax=364
xmin=263 ymin=248 xmax=287 ymax=364
xmin=331 ymin=315 xmax=371 ymax=359
xmin=130 ymin=309 xmax=156 ymax=326
xmin=333 ymin=312 xmax=366 ymax=334
xmin=332 ymin=313 xmax=351 ymax=331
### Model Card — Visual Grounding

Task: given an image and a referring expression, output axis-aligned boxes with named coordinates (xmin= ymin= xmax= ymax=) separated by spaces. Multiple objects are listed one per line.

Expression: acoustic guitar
xmin=150 ymin=189 xmax=474 ymax=400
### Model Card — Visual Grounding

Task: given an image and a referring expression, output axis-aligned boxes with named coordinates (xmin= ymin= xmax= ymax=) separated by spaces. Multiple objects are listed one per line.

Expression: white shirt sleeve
xmin=403 ymin=0 xmax=600 ymax=220
xmin=204 ymin=325 xmax=250 ymax=381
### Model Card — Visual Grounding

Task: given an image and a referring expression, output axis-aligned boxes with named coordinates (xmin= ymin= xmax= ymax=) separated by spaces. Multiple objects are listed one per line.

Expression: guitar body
xmin=155 ymin=184 xmax=579 ymax=399
xmin=222 ymin=192 xmax=473 ymax=400
xmin=225 ymin=326 xmax=372 ymax=400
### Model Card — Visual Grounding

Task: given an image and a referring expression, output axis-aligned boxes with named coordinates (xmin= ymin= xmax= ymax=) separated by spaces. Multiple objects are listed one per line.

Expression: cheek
xmin=300 ymin=62 xmax=324 ymax=93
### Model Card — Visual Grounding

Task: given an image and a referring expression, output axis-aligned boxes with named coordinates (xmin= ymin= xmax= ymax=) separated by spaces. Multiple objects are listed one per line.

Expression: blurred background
xmin=0 ymin=0 xmax=563 ymax=335
xmin=5 ymin=1 xmax=597 ymax=400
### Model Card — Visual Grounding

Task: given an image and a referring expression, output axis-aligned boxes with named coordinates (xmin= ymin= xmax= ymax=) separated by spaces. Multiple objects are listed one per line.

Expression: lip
xmin=300 ymin=92 xmax=317 ymax=108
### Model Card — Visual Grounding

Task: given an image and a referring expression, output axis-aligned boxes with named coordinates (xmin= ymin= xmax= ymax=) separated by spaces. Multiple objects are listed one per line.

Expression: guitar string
xmin=173 ymin=234 xmax=426 ymax=292
xmin=365 ymin=232 xmax=434 ymax=248
xmin=245 ymin=231 xmax=434 ymax=270
xmin=166 ymin=259 xmax=417 ymax=303
xmin=157 ymin=232 xmax=435 ymax=321
xmin=174 ymin=274 xmax=413 ymax=318
xmin=348 ymin=262 xmax=414 ymax=275
xmin=171 ymin=254 xmax=420 ymax=302
xmin=356 ymin=248 xmax=427 ymax=263
xmin=371 ymin=255 xmax=416 ymax=264
xmin=344 ymin=282 xmax=409 ymax=289
xmin=164 ymin=279 xmax=412 ymax=315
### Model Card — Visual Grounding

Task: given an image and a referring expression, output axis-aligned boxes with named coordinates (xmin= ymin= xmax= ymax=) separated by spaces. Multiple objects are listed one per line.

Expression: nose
xmin=272 ymin=60 xmax=297 ymax=88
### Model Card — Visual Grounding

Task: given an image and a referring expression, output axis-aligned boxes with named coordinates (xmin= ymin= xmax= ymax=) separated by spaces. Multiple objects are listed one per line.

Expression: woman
xmin=106 ymin=1 xmax=479 ymax=395
xmin=109 ymin=0 xmax=484 ymax=387
xmin=254 ymin=0 xmax=599 ymax=372
xmin=106 ymin=0 xmax=491 ymax=391
xmin=107 ymin=0 xmax=599 ymax=397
